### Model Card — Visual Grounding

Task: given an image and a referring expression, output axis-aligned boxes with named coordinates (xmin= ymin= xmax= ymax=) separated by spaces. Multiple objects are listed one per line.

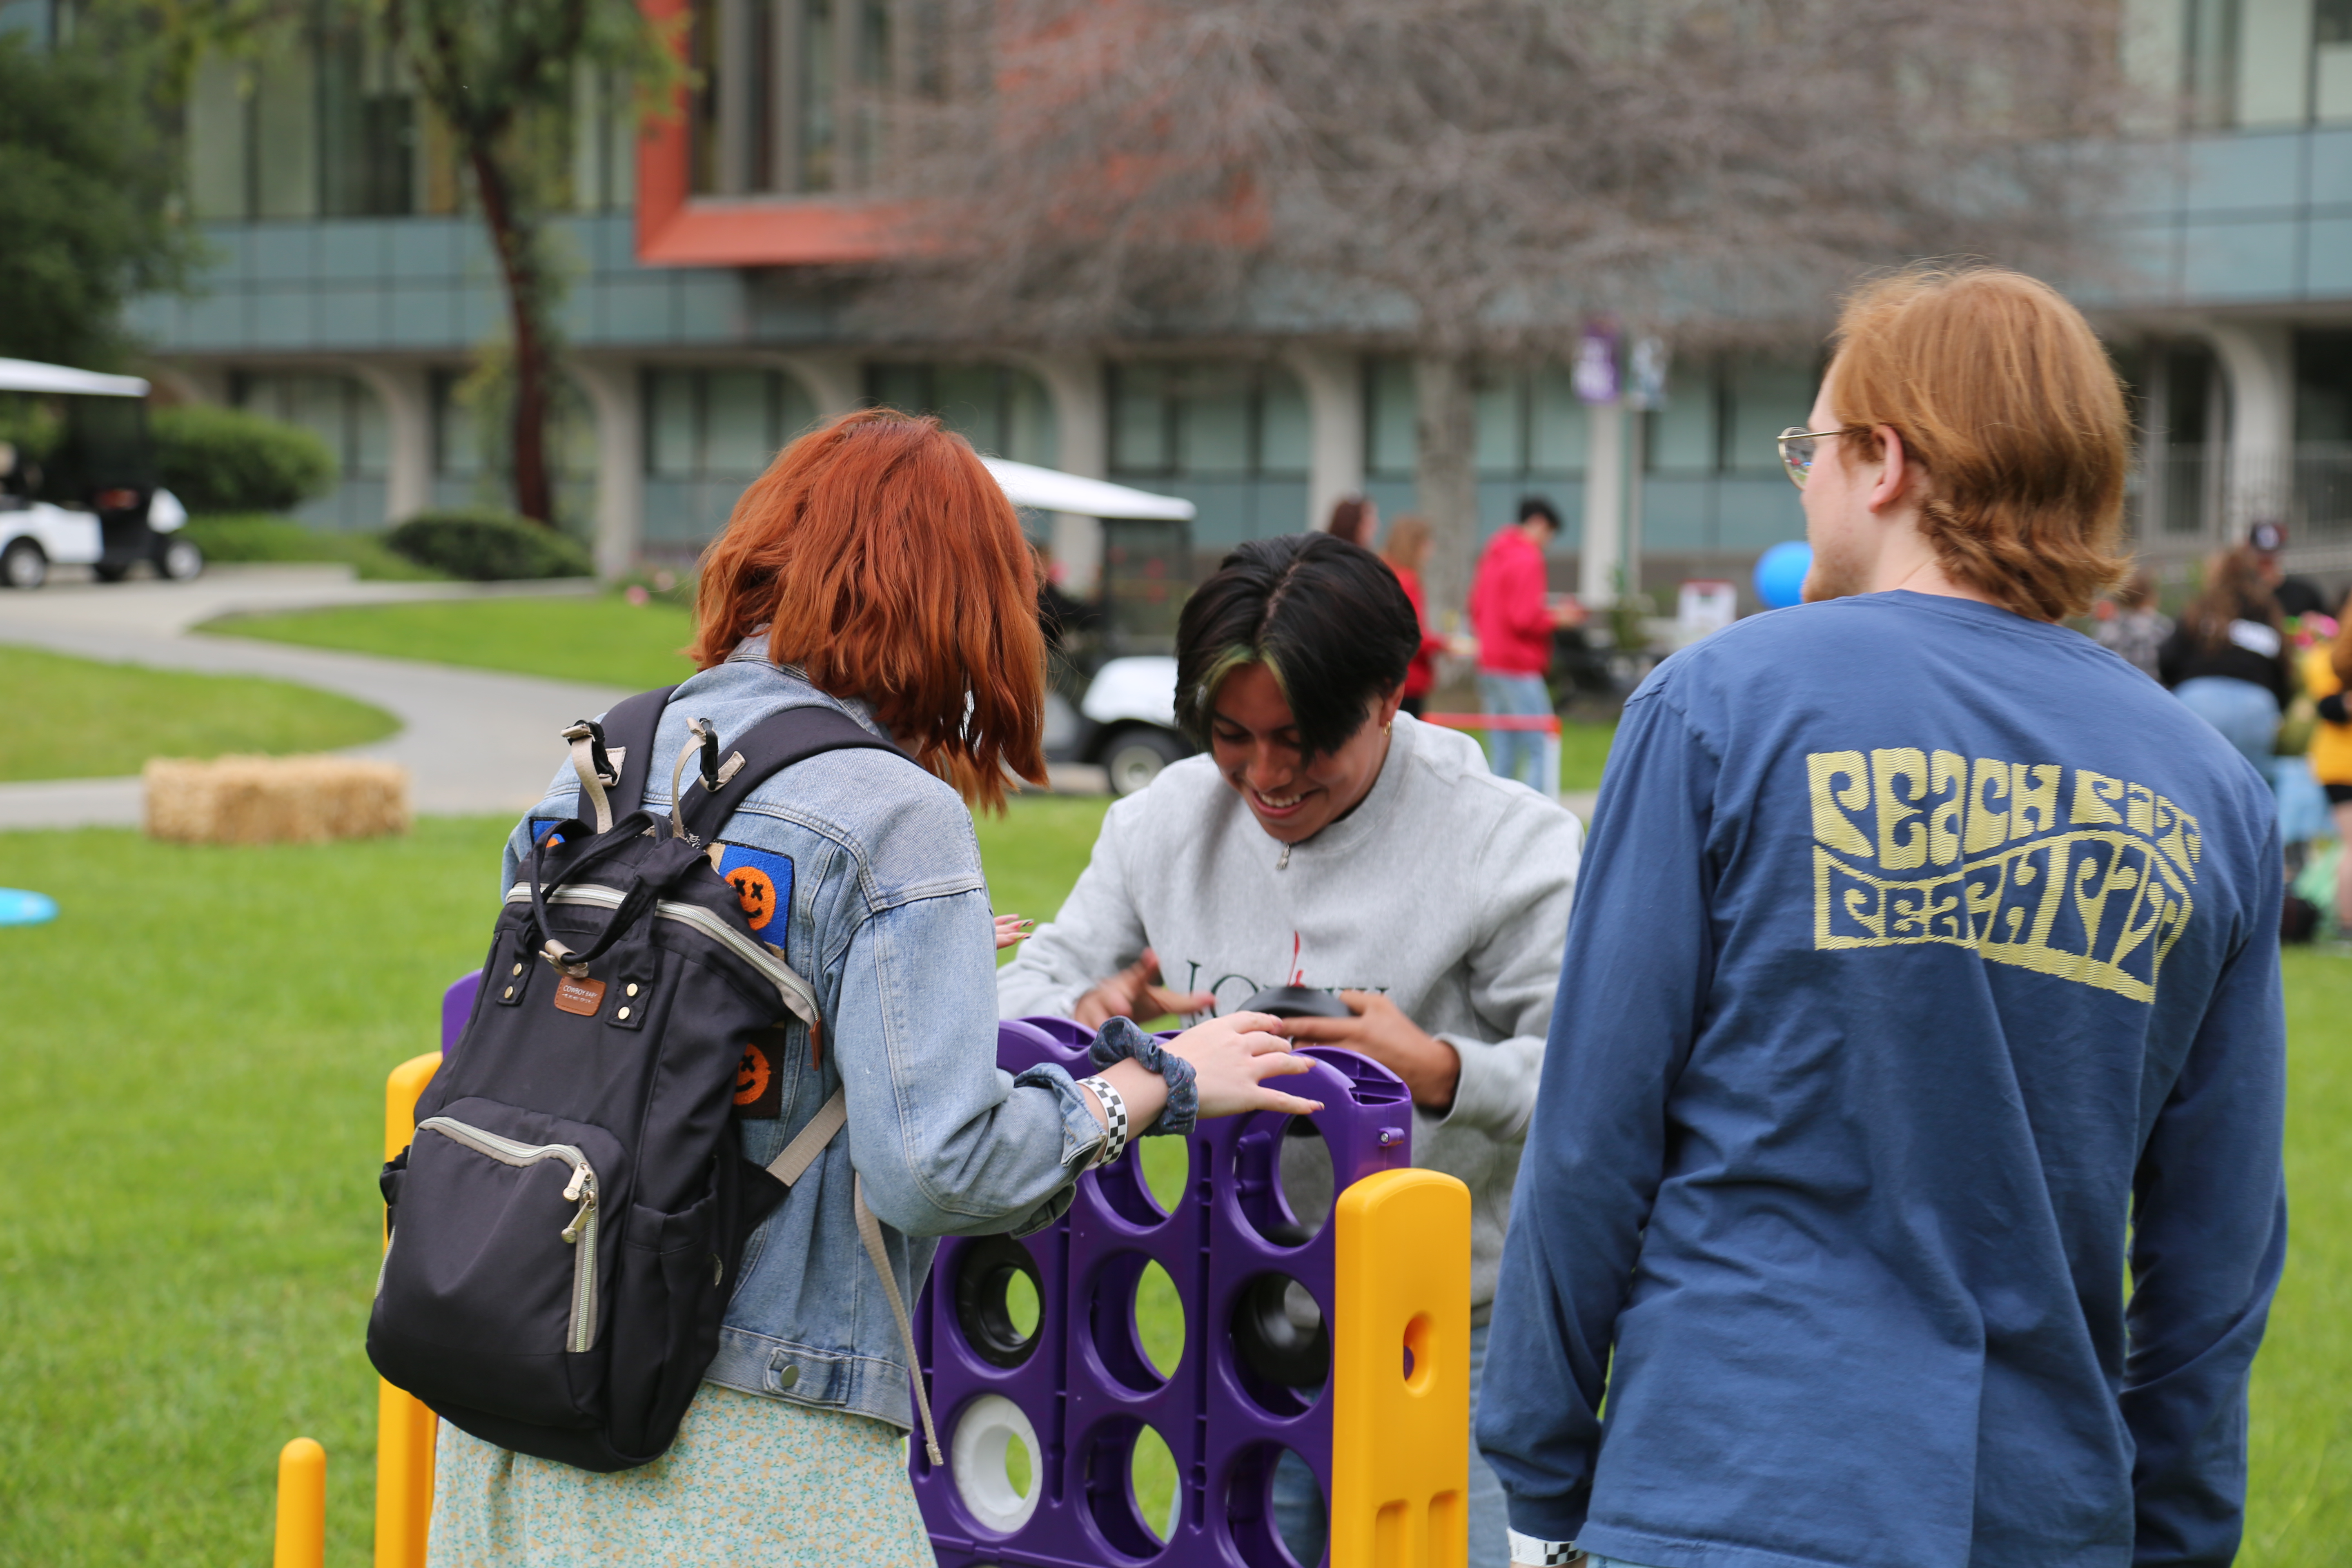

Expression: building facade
xmin=78 ymin=0 xmax=2352 ymax=603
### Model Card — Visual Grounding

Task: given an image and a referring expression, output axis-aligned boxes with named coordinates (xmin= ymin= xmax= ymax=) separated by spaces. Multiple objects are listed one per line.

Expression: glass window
xmin=2295 ymin=331 xmax=2352 ymax=443
xmin=234 ymin=373 xmax=386 ymax=480
xmin=1111 ymin=361 xmax=1303 ymax=480
xmin=1475 ymin=375 xmax=1523 ymax=475
xmin=932 ymin=364 xmax=1002 ymax=450
xmin=1005 ymin=369 xmax=1057 ymax=467
xmin=1366 ymin=357 xmax=1417 ymax=478
xmin=432 ymin=373 xmax=483 ymax=478
xmin=648 ymin=371 xmax=699 ymax=478
xmin=187 ymin=55 xmax=248 ymax=220
xmin=801 ymin=0 xmax=837 ymax=191
xmin=1259 ymin=365 xmax=1310 ymax=476
xmin=867 ymin=364 xmax=926 ymax=415
xmin=1528 ymin=366 xmax=1588 ymax=473
xmin=1646 ymin=359 xmax=1719 ymax=473
xmin=704 ymin=371 xmax=774 ymax=472
xmin=253 ymin=49 xmax=320 ymax=220
xmin=1112 ymin=362 xmax=1172 ymax=474
xmin=1725 ymin=357 xmax=1817 ymax=474
xmin=320 ymin=24 xmax=415 ymax=217
xmin=1177 ymin=364 xmax=1252 ymax=475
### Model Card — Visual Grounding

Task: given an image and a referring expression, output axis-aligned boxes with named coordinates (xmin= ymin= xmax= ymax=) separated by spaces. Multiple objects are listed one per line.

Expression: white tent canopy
xmin=980 ymin=458 xmax=1194 ymax=521
xmin=0 ymin=357 xmax=149 ymax=399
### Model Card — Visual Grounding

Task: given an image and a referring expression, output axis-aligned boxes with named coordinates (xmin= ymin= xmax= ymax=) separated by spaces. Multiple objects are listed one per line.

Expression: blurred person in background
xmin=1470 ymin=496 xmax=1578 ymax=789
xmin=2158 ymin=546 xmax=2295 ymax=773
xmin=2249 ymin=520 xmax=2328 ymax=620
xmin=1381 ymin=512 xmax=1454 ymax=717
xmin=1325 ymin=493 xmax=1377 ymax=546
xmin=2090 ymin=566 xmax=2170 ymax=681
xmin=2300 ymin=592 xmax=2352 ymax=933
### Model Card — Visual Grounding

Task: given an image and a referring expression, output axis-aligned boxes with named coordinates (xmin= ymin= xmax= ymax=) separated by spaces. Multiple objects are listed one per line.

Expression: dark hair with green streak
xmin=1174 ymin=532 xmax=1421 ymax=758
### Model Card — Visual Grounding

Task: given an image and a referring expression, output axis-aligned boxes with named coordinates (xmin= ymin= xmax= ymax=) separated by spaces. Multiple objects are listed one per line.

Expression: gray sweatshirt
xmin=997 ymin=713 xmax=1583 ymax=1313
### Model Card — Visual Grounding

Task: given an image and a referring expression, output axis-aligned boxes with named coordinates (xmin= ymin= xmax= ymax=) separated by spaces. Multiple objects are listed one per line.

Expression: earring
xmin=1383 ymin=720 xmax=1393 ymax=735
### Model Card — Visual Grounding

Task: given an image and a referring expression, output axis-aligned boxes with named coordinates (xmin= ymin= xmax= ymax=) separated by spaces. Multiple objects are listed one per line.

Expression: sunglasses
xmin=1776 ymin=426 xmax=1850 ymax=490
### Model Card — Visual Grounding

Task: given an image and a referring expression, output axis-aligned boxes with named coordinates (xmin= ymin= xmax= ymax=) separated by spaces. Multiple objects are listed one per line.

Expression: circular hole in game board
xmin=1087 ymin=1252 xmax=1185 ymax=1390
xmin=955 ymin=1236 xmax=1044 ymax=1370
xmin=1223 ymin=1441 xmax=1326 ymax=1568
xmin=1080 ymin=1417 xmax=1174 ymax=1559
xmin=1092 ymin=1133 xmax=1179 ymax=1228
xmin=1227 ymin=1271 xmax=1329 ymax=1416
xmin=1131 ymin=1422 xmax=1180 ymax=1545
xmin=951 ymin=1393 xmax=1043 ymax=1537
xmin=1229 ymin=1112 xmax=1333 ymax=1248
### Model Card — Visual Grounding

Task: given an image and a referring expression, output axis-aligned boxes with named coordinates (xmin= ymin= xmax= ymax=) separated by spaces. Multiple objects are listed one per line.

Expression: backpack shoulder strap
xmin=671 ymin=702 xmax=912 ymax=845
xmin=599 ymin=686 xmax=679 ymax=820
xmin=557 ymin=685 xmax=677 ymax=833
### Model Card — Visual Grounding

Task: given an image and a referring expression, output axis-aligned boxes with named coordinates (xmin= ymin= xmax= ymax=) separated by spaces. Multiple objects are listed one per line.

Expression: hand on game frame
xmin=993 ymin=913 xmax=1034 ymax=950
xmin=1082 ymin=1012 xmax=1321 ymax=1137
xmin=1277 ymin=991 xmax=1461 ymax=1112
xmin=1165 ymin=1011 xmax=1325 ymax=1119
xmin=1071 ymin=947 xmax=1215 ymax=1027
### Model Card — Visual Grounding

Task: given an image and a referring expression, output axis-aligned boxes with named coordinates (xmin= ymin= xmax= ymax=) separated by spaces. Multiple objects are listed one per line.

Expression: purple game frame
xmin=910 ymin=1017 xmax=1413 ymax=1568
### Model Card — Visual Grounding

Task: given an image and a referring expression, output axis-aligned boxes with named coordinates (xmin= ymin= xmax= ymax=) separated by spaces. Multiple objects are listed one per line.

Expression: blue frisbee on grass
xmin=0 ymin=888 xmax=58 ymax=926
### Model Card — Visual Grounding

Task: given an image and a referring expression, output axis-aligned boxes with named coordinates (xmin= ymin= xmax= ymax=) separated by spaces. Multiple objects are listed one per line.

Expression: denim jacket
xmin=501 ymin=647 xmax=1105 ymax=1432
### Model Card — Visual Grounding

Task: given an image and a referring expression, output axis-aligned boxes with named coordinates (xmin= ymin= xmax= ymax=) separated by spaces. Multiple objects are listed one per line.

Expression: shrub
xmin=180 ymin=514 xmax=446 ymax=581
xmin=387 ymin=508 xmax=593 ymax=581
xmin=152 ymin=405 xmax=337 ymax=513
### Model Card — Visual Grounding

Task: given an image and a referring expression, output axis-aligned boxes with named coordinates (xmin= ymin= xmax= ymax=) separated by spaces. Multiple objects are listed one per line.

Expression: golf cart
xmin=0 ymin=357 xmax=200 ymax=589
xmin=982 ymin=459 xmax=1198 ymax=797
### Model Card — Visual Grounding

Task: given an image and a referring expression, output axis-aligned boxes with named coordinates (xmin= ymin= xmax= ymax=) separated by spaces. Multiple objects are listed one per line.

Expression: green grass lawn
xmin=200 ymin=595 xmax=700 ymax=690
xmin=2 ymin=796 xmax=2343 ymax=1564
xmin=0 ymin=646 xmax=399 ymax=783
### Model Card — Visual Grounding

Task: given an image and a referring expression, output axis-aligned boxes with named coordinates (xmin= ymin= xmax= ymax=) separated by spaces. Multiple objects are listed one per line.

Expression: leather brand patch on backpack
xmin=554 ymin=975 xmax=606 ymax=1016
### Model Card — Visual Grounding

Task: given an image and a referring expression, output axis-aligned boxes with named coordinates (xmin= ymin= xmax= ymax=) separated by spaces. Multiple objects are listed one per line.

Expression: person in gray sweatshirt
xmin=998 ymin=532 xmax=1584 ymax=1568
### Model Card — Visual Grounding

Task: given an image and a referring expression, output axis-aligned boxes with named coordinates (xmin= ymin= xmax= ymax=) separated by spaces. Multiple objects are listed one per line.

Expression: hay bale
xmin=144 ymin=755 xmax=412 ymax=845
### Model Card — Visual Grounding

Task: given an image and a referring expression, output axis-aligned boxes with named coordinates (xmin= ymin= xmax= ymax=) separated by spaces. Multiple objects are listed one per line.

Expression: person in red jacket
xmin=1381 ymin=513 xmax=1450 ymax=716
xmin=1470 ymin=497 xmax=1575 ymax=787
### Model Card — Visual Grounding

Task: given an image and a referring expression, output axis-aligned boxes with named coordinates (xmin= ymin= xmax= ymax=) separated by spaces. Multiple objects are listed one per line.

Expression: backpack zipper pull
xmin=561 ymin=1165 xmax=597 ymax=1242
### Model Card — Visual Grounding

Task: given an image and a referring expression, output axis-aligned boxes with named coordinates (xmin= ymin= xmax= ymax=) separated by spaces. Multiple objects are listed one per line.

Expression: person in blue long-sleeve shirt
xmin=1480 ymin=265 xmax=2287 ymax=1568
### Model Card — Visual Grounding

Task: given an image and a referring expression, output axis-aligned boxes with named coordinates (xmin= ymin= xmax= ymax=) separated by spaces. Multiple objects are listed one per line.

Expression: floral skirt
xmin=427 ymin=1383 xmax=937 ymax=1568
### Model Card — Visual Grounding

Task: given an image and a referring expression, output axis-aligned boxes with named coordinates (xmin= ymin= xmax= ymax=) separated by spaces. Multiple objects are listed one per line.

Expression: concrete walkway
xmin=0 ymin=566 xmax=628 ymax=829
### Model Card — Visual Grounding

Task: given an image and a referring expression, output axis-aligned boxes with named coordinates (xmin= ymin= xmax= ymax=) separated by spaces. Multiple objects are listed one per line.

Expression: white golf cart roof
xmin=981 ymin=458 xmax=1195 ymax=521
xmin=0 ymin=357 xmax=149 ymax=398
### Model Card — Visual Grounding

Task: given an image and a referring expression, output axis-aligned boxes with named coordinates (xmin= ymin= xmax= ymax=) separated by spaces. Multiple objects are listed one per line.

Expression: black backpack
xmin=368 ymin=687 xmax=940 ymax=1472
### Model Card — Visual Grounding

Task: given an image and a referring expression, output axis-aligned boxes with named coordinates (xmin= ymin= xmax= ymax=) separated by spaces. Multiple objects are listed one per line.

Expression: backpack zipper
xmin=417 ymin=1116 xmax=601 ymax=1353
xmin=505 ymin=882 xmax=820 ymax=1024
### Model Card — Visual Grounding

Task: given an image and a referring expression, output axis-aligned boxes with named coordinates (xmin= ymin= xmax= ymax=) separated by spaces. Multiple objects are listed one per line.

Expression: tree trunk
xmin=1412 ymin=352 xmax=1479 ymax=626
xmin=469 ymin=147 xmax=556 ymax=525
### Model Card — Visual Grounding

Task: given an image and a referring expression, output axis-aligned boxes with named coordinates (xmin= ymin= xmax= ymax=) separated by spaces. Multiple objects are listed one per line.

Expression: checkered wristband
xmin=1507 ymin=1531 xmax=1582 ymax=1566
xmin=1088 ymin=1016 xmax=1198 ymax=1137
xmin=1076 ymin=1075 xmax=1130 ymax=1168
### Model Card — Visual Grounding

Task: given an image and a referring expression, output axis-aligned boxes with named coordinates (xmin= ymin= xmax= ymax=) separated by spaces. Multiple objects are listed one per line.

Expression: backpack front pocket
xmin=370 ymin=1097 xmax=626 ymax=1428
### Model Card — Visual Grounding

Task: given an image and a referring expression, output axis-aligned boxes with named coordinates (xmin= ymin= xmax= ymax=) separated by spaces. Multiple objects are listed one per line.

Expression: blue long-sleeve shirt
xmin=1479 ymin=591 xmax=2287 ymax=1568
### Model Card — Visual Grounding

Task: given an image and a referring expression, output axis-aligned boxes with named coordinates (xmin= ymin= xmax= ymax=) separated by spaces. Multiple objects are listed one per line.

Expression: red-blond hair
xmin=1830 ymin=264 xmax=2129 ymax=621
xmin=690 ymin=410 xmax=1047 ymax=809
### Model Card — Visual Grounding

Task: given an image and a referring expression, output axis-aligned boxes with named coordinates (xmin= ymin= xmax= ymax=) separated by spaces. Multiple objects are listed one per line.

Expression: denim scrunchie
xmin=1089 ymin=1016 xmax=1198 ymax=1138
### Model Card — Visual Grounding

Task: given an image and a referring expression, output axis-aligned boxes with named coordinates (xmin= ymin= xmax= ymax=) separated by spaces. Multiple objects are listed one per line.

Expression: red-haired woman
xmin=429 ymin=410 xmax=1319 ymax=1566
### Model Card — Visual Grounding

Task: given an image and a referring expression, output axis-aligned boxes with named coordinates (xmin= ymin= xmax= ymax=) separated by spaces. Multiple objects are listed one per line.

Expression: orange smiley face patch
xmin=726 ymin=866 xmax=777 ymax=931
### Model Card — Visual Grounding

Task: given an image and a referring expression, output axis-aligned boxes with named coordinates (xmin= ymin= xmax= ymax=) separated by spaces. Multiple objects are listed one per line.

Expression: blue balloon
xmin=0 ymin=888 xmax=57 ymax=927
xmin=1753 ymin=540 xmax=1813 ymax=610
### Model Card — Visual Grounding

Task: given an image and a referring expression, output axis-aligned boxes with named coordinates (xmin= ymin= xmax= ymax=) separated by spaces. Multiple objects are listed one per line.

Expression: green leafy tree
xmin=380 ymin=0 xmax=678 ymax=524
xmin=0 ymin=33 xmax=202 ymax=370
